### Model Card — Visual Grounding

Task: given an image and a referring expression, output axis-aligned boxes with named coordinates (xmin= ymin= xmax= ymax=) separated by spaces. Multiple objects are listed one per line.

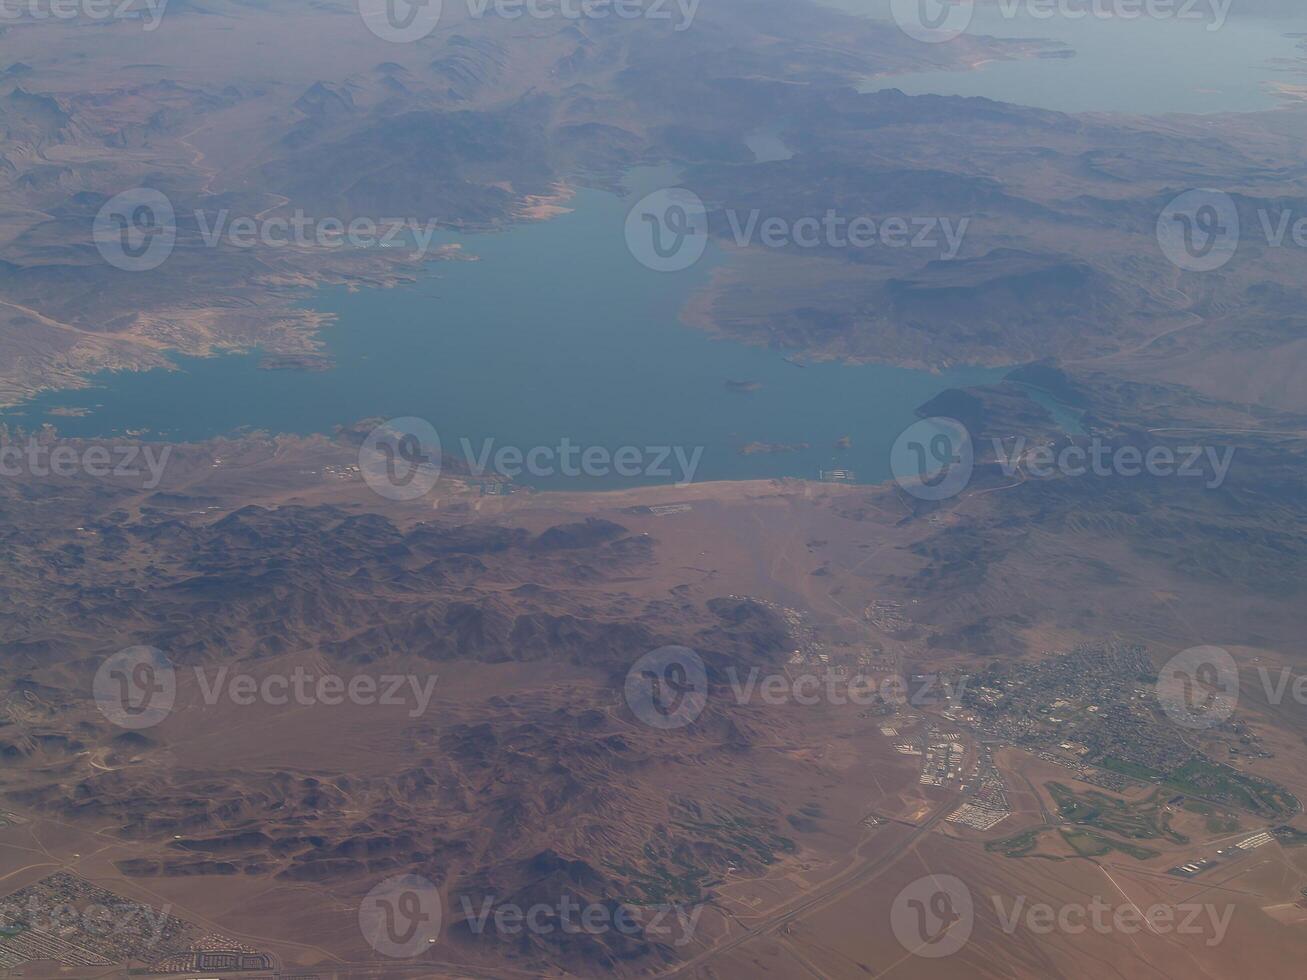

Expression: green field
xmin=1164 ymin=760 xmax=1299 ymax=819
xmin=1191 ymin=805 xmax=1241 ymax=834
xmin=985 ymin=829 xmax=1041 ymax=858
xmin=985 ymin=824 xmax=1159 ymax=862
xmin=1097 ymin=756 xmax=1298 ymax=820
xmin=1059 ymin=828 xmax=1159 ymax=861
xmin=1047 ymin=783 xmax=1188 ymax=845
xmin=1099 ymin=757 xmax=1162 ymax=781
xmin=1273 ymin=826 xmax=1307 ymax=847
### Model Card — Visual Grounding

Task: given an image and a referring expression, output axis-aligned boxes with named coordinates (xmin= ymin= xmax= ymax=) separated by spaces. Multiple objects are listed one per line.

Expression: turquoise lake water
xmin=14 ymin=0 xmax=1291 ymax=485
xmin=5 ymin=171 xmax=1002 ymax=489
xmin=824 ymin=0 xmax=1306 ymax=114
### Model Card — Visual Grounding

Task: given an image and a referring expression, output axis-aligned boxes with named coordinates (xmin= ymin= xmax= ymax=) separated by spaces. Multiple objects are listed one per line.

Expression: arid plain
xmin=3 ymin=1 xmax=1307 ymax=978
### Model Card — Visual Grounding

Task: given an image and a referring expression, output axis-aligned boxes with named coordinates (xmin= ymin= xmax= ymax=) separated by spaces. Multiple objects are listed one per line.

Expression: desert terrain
xmin=2 ymin=0 xmax=1307 ymax=978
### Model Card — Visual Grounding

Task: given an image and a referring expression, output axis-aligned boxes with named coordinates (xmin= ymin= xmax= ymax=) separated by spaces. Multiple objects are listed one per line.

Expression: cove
xmin=823 ymin=0 xmax=1306 ymax=115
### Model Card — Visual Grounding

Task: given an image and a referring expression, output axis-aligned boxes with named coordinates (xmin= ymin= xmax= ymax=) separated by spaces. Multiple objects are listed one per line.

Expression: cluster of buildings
xmin=1235 ymin=831 xmax=1274 ymax=851
xmin=864 ymin=599 xmax=911 ymax=635
xmin=919 ymin=729 xmax=965 ymax=787
xmin=724 ymin=595 xmax=826 ymax=667
xmin=1035 ymin=751 xmax=1135 ymax=793
xmin=946 ymin=801 xmax=1010 ymax=831
xmin=963 ymin=645 xmax=1200 ymax=780
xmin=151 ymin=942 xmax=278 ymax=974
xmin=322 ymin=462 xmax=359 ymax=481
xmin=1169 ymin=857 xmax=1220 ymax=878
xmin=948 ymin=745 xmax=1012 ymax=830
xmin=0 ymin=872 xmax=272 ymax=975
xmin=1168 ymin=831 xmax=1277 ymax=878
xmin=818 ymin=468 xmax=856 ymax=483
xmin=648 ymin=503 xmax=693 ymax=516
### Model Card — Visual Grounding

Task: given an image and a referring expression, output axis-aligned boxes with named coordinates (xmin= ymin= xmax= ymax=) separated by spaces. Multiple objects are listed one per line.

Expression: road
xmin=661 ymin=795 xmax=963 ymax=978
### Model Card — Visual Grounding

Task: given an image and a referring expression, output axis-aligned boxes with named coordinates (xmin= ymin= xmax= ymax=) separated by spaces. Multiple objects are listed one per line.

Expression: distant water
xmin=823 ymin=0 xmax=1306 ymax=114
xmin=5 ymin=169 xmax=1002 ymax=489
xmin=745 ymin=129 xmax=796 ymax=162
xmin=1012 ymin=383 xmax=1086 ymax=435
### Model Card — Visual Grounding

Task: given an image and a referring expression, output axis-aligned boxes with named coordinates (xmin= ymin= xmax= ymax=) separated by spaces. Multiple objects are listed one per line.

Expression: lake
xmin=14 ymin=0 xmax=1291 ymax=486
xmin=5 ymin=169 xmax=1001 ymax=490
xmin=823 ymin=0 xmax=1307 ymax=114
